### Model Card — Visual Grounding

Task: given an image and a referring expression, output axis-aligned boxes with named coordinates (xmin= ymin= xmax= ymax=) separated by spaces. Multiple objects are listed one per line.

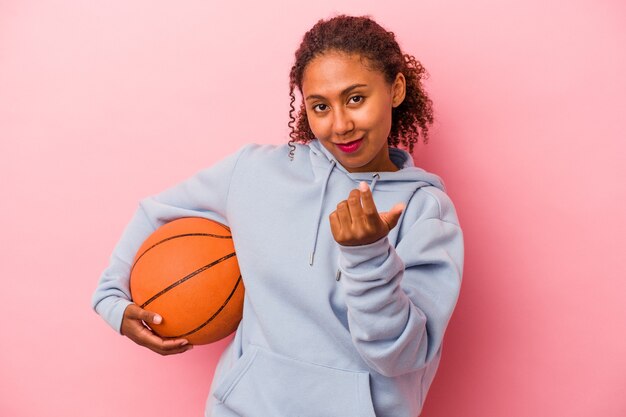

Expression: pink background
xmin=1 ymin=1 xmax=624 ymax=416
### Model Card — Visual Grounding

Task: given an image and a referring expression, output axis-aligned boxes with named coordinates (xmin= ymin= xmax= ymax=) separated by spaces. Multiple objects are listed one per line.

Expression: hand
xmin=121 ymin=303 xmax=193 ymax=356
xmin=329 ymin=181 xmax=405 ymax=246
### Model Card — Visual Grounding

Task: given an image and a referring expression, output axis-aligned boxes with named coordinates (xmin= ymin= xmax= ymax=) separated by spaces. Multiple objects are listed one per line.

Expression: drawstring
xmin=309 ymin=159 xmax=336 ymax=266
xmin=308 ymin=164 xmax=381 ymax=281
xmin=371 ymin=173 xmax=380 ymax=190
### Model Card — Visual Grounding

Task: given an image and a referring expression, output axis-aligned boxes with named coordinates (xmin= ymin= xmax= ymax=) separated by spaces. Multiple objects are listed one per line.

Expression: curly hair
xmin=287 ymin=14 xmax=434 ymax=159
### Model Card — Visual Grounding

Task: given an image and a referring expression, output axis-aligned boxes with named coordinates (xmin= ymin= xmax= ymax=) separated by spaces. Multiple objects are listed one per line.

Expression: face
xmin=301 ymin=50 xmax=406 ymax=173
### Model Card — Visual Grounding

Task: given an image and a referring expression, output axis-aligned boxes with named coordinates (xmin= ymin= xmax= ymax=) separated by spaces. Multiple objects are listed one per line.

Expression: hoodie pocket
xmin=213 ymin=344 xmax=377 ymax=417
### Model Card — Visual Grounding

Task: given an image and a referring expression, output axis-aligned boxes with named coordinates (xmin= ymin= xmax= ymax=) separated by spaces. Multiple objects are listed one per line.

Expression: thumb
xmin=381 ymin=203 xmax=405 ymax=231
xmin=125 ymin=304 xmax=162 ymax=325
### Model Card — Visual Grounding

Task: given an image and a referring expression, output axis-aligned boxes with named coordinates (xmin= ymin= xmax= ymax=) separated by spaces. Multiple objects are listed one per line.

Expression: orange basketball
xmin=129 ymin=217 xmax=244 ymax=345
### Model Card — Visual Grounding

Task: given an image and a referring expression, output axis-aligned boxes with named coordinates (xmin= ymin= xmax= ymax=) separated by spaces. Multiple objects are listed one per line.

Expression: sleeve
xmin=91 ymin=144 xmax=250 ymax=334
xmin=337 ymin=191 xmax=464 ymax=378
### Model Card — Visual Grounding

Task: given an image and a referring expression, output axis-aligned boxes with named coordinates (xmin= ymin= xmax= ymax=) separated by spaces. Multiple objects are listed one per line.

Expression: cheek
xmin=357 ymin=102 xmax=391 ymax=131
xmin=306 ymin=113 xmax=328 ymax=138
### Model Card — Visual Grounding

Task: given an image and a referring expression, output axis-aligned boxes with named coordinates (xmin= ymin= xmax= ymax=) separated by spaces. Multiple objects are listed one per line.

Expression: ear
xmin=391 ymin=72 xmax=406 ymax=108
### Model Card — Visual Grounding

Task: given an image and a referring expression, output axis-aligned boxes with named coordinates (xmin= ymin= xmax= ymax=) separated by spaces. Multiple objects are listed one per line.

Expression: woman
xmin=92 ymin=14 xmax=464 ymax=417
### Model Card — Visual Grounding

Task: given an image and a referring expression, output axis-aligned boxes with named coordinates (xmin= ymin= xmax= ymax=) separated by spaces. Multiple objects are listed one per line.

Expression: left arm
xmin=330 ymin=182 xmax=464 ymax=377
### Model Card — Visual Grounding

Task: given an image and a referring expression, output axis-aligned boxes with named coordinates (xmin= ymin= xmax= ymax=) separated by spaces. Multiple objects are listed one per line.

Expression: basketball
xmin=129 ymin=217 xmax=244 ymax=345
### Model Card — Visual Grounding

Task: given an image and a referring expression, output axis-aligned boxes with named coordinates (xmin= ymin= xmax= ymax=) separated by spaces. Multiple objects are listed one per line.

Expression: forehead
xmin=301 ymin=51 xmax=385 ymax=96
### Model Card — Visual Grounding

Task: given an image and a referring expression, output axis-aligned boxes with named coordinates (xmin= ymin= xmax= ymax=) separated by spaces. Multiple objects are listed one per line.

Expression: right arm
xmin=91 ymin=144 xmax=250 ymax=354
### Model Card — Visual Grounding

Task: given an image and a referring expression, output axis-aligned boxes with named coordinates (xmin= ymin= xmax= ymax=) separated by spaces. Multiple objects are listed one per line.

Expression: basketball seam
xmin=139 ymin=252 xmax=237 ymax=308
xmin=168 ymin=274 xmax=243 ymax=339
xmin=130 ymin=232 xmax=232 ymax=276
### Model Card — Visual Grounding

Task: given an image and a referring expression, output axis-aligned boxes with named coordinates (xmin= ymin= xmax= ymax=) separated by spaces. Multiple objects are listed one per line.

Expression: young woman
xmin=92 ymin=14 xmax=464 ymax=417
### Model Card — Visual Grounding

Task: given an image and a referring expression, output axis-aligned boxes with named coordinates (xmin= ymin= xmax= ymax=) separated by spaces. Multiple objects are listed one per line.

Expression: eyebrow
xmin=305 ymin=83 xmax=368 ymax=101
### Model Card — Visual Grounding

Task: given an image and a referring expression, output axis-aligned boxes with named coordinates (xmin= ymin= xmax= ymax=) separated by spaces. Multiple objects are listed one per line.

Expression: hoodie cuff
xmin=337 ymin=236 xmax=393 ymax=276
xmin=94 ymin=296 xmax=134 ymax=334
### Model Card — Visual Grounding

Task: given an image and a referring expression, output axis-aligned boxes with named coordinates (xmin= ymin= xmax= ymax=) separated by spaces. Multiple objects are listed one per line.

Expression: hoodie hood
xmin=306 ymin=139 xmax=446 ymax=266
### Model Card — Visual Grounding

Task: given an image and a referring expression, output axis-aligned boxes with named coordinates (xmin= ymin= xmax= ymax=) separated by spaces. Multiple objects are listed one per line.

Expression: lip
xmin=335 ymin=138 xmax=363 ymax=154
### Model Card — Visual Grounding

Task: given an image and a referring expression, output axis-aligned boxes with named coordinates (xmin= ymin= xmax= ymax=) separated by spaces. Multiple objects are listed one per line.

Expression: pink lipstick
xmin=336 ymin=138 xmax=363 ymax=153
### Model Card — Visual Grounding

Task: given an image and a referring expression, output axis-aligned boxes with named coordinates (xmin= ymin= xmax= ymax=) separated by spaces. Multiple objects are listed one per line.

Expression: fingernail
xmin=180 ymin=340 xmax=189 ymax=346
xmin=153 ymin=315 xmax=162 ymax=324
xmin=359 ymin=181 xmax=368 ymax=192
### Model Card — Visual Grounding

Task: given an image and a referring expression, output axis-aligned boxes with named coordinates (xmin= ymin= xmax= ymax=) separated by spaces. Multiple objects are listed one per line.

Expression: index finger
xmin=358 ymin=181 xmax=378 ymax=216
xmin=134 ymin=325 xmax=191 ymax=353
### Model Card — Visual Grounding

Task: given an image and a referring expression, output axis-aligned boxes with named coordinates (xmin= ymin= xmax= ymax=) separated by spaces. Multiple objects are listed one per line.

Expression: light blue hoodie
xmin=92 ymin=139 xmax=464 ymax=417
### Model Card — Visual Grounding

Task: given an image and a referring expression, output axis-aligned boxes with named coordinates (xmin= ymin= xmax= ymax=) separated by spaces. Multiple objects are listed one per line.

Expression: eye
xmin=349 ymin=95 xmax=364 ymax=104
xmin=313 ymin=103 xmax=328 ymax=113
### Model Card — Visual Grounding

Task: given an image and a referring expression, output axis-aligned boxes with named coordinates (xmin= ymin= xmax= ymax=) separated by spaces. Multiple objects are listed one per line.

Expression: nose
xmin=332 ymin=108 xmax=354 ymax=137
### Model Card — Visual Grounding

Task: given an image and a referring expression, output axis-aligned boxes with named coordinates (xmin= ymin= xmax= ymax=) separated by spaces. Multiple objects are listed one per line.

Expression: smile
xmin=335 ymin=138 xmax=363 ymax=154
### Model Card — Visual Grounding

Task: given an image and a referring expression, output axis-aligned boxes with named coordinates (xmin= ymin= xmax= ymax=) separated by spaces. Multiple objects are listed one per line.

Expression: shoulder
xmin=419 ymin=186 xmax=459 ymax=225
xmin=236 ymin=142 xmax=306 ymax=162
xmin=401 ymin=183 xmax=460 ymax=228
xmin=232 ymin=142 xmax=314 ymax=173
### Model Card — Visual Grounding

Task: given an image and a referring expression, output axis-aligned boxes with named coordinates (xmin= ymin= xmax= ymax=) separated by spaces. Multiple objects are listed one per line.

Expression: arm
xmin=91 ymin=144 xmax=250 ymax=336
xmin=331 ymin=184 xmax=464 ymax=377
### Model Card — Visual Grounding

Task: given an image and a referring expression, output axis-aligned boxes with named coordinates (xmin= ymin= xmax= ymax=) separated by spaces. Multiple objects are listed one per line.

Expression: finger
xmin=157 ymin=338 xmax=193 ymax=354
xmin=358 ymin=181 xmax=379 ymax=217
xmin=130 ymin=324 xmax=192 ymax=354
xmin=150 ymin=341 xmax=194 ymax=356
xmin=329 ymin=211 xmax=340 ymax=236
xmin=381 ymin=203 xmax=406 ymax=231
xmin=390 ymin=202 xmax=406 ymax=217
xmin=336 ymin=200 xmax=352 ymax=228
xmin=157 ymin=345 xmax=193 ymax=356
xmin=125 ymin=304 xmax=162 ymax=325
xmin=159 ymin=344 xmax=194 ymax=356
xmin=346 ymin=188 xmax=365 ymax=224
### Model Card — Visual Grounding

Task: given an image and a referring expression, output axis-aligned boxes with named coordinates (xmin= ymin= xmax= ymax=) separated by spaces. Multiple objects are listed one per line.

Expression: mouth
xmin=335 ymin=138 xmax=363 ymax=154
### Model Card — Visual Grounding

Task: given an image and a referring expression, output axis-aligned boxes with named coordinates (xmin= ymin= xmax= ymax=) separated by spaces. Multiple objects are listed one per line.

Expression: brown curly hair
xmin=287 ymin=14 xmax=434 ymax=158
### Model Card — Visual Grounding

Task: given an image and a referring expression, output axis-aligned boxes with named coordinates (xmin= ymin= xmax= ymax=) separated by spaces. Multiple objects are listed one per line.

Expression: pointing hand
xmin=329 ymin=181 xmax=405 ymax=246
